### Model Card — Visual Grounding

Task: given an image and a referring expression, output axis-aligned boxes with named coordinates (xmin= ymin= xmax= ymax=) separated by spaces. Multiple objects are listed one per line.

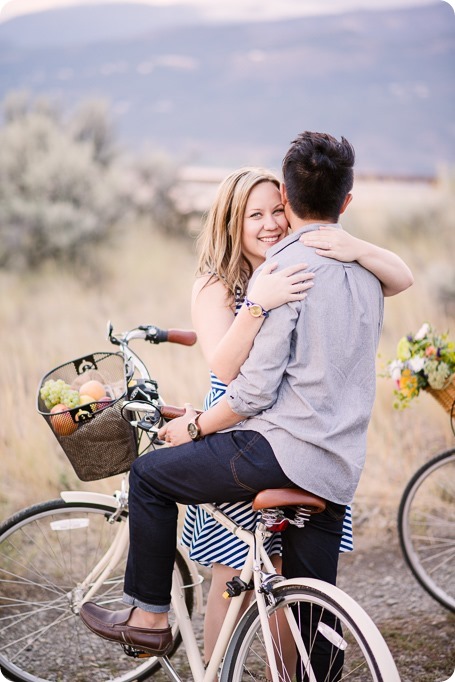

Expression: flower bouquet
xmin=386 ymin=323 xmax=455 ymax=410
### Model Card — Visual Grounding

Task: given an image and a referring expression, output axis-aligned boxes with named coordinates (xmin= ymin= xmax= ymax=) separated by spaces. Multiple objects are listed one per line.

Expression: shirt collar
xmin=267 ymin=223 xmax=342 ymax=259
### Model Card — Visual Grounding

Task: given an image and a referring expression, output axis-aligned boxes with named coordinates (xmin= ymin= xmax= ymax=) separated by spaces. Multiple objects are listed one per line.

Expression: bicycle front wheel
xmin=220 ymin=581 xmax=399 ymax=682
xmin=0 ymin=499 xmax=194 ymax=682
xmin=398 ymin=447 xmax=455 ymax=611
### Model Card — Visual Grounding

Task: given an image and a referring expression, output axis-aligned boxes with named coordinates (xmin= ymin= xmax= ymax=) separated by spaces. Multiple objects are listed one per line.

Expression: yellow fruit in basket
xmin=79 ymin=394 xmax=97 ymax=406
xmin=50 ymin=404 xmax=78 ymax=436
xmin=79 ymin=380 xmax=106 ymax=401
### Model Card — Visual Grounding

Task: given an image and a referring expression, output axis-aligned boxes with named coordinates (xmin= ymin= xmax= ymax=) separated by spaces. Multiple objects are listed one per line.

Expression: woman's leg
xmin=204 ymin=555 xmax=297 ymax=680
xmin=204 ymin=563 xmax=241 ymax=663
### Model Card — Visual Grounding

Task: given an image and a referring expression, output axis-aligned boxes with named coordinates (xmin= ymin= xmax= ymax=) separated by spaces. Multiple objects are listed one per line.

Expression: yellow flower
xmin=396 ymin=337 xmax=411 ymax=361
xmin=399 ymin=369 xmax=418 ymax=398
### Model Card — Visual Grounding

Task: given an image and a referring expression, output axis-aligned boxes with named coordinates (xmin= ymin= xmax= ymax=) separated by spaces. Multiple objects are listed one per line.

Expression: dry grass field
xmin=1 ymin=174 xmax=454 ymax=536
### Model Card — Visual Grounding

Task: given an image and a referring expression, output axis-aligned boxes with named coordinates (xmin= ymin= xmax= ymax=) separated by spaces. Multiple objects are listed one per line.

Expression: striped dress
xmin=181 ymin=296 xmax=354 ymax=569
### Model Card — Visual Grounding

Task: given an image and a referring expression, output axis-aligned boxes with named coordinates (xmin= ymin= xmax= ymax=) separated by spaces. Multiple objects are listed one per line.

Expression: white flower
xmin=414 ymin=322 xmax=430 ymax=341
xmin=389 ymin=360 xmax=403 ymax=381
xmin=408 ymin=356 xmax=426 ymax=373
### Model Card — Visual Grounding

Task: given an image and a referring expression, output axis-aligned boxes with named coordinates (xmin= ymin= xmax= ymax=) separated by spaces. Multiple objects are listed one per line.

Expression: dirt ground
xmin=336 ymin=533 xmax=454 ymax=682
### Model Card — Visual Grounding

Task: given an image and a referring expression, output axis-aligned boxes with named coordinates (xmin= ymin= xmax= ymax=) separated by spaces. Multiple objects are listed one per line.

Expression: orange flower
xmin=425 ymin=346 xmax=436 ymax=356
xmin=399 ymin=369 xmax=419 ymax=398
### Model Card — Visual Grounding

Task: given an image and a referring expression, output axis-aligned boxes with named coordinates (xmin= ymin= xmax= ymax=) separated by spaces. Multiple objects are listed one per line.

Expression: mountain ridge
xmin=0 ymin=3 xmax=204 ymax=48
xmin=0 ymin=2 xmax=453 ymax=174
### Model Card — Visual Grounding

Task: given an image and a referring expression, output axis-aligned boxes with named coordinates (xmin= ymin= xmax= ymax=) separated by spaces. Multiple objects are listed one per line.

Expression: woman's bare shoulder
xmin=192 ymin=274 xmax=228 ymax=303
xmin=192 ymin=273 xmax=214 ymax=293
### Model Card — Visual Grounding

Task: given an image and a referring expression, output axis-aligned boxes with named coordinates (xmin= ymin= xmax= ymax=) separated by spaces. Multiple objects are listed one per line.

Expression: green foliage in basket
xmin=385 ymin=323 xmax=455 ymax=409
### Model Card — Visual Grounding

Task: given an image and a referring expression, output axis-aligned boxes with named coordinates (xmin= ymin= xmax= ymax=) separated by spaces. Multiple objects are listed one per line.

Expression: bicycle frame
xmin=60 ymin=487 xmax=308 ymax=682
xmin=175 ymin=503 xmax=320 ymax=682
xmin=175 ymin=503 xmax=280 ymax=682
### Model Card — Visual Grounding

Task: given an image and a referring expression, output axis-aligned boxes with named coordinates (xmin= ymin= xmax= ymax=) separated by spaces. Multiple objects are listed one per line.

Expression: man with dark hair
xmin=282 ymin=132 xmax=355 ymax=221
xmin=80 ymin=132 xmax=384 ymax=678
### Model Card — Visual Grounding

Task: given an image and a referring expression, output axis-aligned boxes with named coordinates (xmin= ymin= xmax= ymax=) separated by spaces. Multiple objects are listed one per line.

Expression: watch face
xmin=249 ymin=304 xmax=263 ymax=318
xmin=188 ymin=422 xmax=199 ymax=440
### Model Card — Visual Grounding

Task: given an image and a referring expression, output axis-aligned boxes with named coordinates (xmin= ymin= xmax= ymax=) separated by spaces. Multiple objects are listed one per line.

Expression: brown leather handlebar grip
xmin=160 ymin=405 xmax=186 ymax=420
xmin=166 ymin=329 xmax=197 ymax=346
xmin=160 ymin=405 xmax=202 ymax=420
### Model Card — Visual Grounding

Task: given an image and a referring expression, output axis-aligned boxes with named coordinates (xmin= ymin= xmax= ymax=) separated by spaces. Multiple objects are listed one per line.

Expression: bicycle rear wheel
xmin=220 ymin=580 xmax=399 ymax=682
xmin=0 ymin=499 xmax=194 ymax=682
xmin=398 ymin=448 xmax=455 ymax=611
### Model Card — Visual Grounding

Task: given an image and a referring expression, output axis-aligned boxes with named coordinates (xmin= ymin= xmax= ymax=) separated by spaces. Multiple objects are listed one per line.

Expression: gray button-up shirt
xmin=226 ymin=224 xmax=384 ymax=505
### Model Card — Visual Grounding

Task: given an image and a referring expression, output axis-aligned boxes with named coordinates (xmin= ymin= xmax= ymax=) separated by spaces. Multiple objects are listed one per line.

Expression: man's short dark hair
xmin=282 ymin=132 xmax=355 ymax=222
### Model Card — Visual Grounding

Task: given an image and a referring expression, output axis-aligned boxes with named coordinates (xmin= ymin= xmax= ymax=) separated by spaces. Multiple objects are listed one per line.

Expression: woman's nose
xmin=263 ymin=215 xmax=278 ymax=230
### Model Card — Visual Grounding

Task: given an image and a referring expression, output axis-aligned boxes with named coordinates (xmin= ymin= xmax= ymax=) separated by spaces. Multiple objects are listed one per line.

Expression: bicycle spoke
xmin=221 ymin=583 xmax=398 ymax=681
xmin=0 ymin=594 xmax=68 ymax=633
xmin=4 ymin=610 xmax=70 ymax=661
xmin=0 ymin=549 xmax=70 ymax=598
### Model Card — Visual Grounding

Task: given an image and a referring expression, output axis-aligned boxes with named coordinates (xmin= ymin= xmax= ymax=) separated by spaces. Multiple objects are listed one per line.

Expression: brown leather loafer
xmin=80 ymin=602 xmax=173 ymax=656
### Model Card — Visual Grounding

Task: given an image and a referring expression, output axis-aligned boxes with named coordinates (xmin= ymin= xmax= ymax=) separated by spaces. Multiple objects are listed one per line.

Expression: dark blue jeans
xmin=124 ymin=430 xmax=345 ymax=611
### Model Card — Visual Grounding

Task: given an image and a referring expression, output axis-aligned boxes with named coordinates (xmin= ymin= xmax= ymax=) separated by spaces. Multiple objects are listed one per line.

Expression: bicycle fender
xmin=60 ymin=491 xmax=119 ymax=509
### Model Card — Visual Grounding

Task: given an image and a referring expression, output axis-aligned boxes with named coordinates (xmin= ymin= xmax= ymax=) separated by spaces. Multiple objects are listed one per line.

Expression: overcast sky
xmin=0 ymin=0 xmax=447 ymax=24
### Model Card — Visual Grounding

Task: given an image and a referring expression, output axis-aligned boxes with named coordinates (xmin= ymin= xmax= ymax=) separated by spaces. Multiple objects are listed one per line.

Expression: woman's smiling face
xmin=241 ymin=181 xmax=289 ymax=270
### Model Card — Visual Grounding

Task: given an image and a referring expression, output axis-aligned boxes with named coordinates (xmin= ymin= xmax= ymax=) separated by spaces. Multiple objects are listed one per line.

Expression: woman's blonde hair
xmin=196 ymin=167 xmax=281 ymax=302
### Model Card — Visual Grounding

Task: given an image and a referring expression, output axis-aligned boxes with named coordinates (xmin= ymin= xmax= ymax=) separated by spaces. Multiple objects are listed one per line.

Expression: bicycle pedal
xmin=223 ymin=576 xmax=254 ymax=598
xmin=121 ymin=644 xmax=152 ymax=658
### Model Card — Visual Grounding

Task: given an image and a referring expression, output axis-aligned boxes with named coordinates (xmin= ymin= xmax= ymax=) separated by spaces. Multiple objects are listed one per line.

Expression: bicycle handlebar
xmin=136 ymin=325 xmax=196 ymax=346
xmin=108 ymin=322 xmax=197 ymax=348
xmin=122 ymin=402 xmax=201 ymax=422
xmin=159 ymin=405 xmax=187 ymax=420
xmin=162 ymin=329 xmax=197 ymax=346
xmin=107 ymin=322 xmax=201 ymax=434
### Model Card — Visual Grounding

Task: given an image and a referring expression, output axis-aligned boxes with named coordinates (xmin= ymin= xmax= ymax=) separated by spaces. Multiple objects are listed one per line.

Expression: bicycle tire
xmin=220 ymin=580 xmax=400 ymax=682
xmin=0 ymin=498 xmax=194 ymax=682
xmin=398 ymin=447 xmax=455 ymax=612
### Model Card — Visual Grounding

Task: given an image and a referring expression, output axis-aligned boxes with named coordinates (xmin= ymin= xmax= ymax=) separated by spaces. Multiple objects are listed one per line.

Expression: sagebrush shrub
xmin=0 ymin=92 xmax=190 ymax=271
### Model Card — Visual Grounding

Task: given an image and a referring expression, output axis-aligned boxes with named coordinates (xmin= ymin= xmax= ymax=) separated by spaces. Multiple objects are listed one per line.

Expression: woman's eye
xmin=274 ymin=208 xmax=284 ymax=215
xmin=250 ymin=212 xmax=262 ymax=218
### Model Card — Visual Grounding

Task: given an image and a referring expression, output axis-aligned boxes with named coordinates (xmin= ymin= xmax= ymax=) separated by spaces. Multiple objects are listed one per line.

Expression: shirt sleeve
xmin=226 ymin=300 xmax=301 ymax=417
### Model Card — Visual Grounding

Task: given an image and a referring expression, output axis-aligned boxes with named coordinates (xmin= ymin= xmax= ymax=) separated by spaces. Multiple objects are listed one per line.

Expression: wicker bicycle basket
xmin=37 ymin=352 xmax=137 ymax=481
xmin=424 ymin=375 xmax=455 ymax=414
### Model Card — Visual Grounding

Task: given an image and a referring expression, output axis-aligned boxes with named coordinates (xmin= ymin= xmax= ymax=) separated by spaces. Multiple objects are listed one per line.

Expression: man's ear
xmin=281 ymin=183 xmax=293 ymax=224
xmin=339 ymin=193 xmax=353 ymax=215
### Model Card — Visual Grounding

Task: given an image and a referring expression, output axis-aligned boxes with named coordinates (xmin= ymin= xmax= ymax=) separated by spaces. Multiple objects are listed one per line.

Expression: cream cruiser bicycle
xmin=0 ymin=323 xmax=400 ymax=682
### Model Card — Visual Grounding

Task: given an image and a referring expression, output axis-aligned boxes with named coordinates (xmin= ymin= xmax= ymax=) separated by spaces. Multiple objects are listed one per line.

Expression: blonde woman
xmin=181 ymin=166 xmax=413 ymax=663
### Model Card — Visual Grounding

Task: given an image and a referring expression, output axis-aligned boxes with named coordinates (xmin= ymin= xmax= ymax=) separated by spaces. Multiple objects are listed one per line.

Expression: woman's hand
xmin=300 ymin=226 xmax=362 ymax=262
xmin=248 ymin=261 xmax=314 ymax=310
xmin=158 ymin=404 xmax=199 ymax=447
